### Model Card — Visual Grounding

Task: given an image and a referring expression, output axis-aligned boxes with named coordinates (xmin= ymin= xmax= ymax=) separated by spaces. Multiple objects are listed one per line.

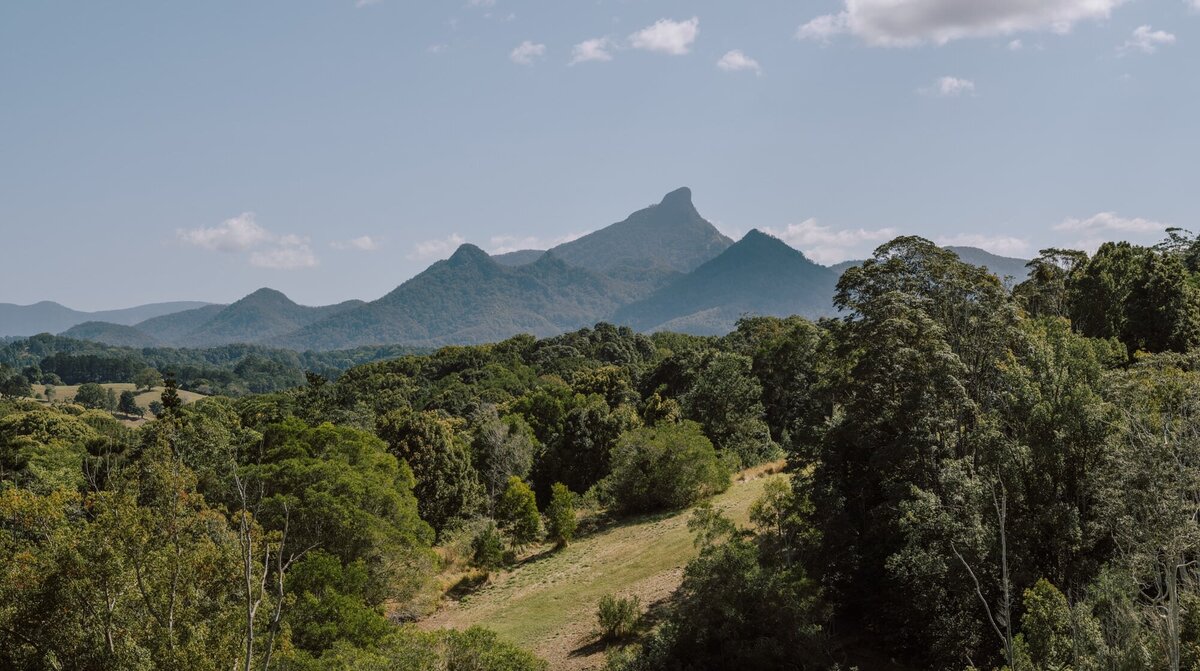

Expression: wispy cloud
xmin=509 ymin=40 xmax=546 ymax=65
xmin=354 ymin=0 xmax=381 ymax=8
xmin=331 ymin=235 xmax=378 ymax=252
xmin=178 ymin=213 xmax=271 ymax=252
xmin=921 ymin=76 xmax=976 ymax=97
xmin=1055 ymin=212 xmax=1167 ymax=234
xmin=763 ymin=219 xmax=897 ymax=265
xmin=570 ymin=37 xmax=615 ymax=65
xmin=629 ymin=17 xmax=699 ymax=55
xmin=797 ymin=0 xmax=1125 ymax=47
xmin=937 ymin=233 xmax=1031 ymax=256
xmin=1120 ymin=25 xmax=1176 ymax=54
xmin=716 ymin=50 xmax=762 ymax=76
xmin=178 ymin=213 xmax=319 ymax=269
xmin=488 ymin=232 xmax=584 ymax=255
xmin=410 ymin=233 xmax=467 ymax=260
xmin=250 ymin=236 xmax=318 ymax=269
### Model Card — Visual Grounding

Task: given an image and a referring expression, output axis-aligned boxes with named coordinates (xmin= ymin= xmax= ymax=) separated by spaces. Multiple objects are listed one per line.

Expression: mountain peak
xmin=240 ymin=287 xmax=295 ymax=306
xmin=447 ymin=243 xmax=493 ymax=265
xmin=658 ymin=186 xmax=694 ymax=210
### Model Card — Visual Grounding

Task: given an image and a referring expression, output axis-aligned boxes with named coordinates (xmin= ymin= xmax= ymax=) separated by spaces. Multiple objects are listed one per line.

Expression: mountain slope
xmin=0 ymin=300 xmax=211 ymax=337
xmin=547 ymin=187 xmax=733 ymax=296
xmin=272 ymin=245 xmax=622 ymax=349
xmin=173 ymin=288 xmax=364 ymax=346
xmin=492 ymin=249 xmax=545 ymax=266
xmin=944 ymin=246 xmax=1031 ymax=282
xmin=133 ymin=304 xmax=228 ymax=343
xmin=60 ymin=321 xmax=160 ymax=348
xmin=614 ymin=229 xmax=839 ymax=335
xmin=830 ymin=247 xmax=1031 ymax=282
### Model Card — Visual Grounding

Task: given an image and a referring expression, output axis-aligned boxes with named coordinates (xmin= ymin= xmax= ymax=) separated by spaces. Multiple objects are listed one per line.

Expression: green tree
xmin=471 ymin=405 xmax=535 ymax=508
xmin=603 ymin=421 xmax=730 ymax=516
xmin=160 ymin=373 xmax=183 ymax=414
xmin=117 ymin=389 xmax=142 ymax=417
xmin=544 ymin=483 xmax=577 ymax=548
xmin=74 ymin=382 xmax=110 ymax=409
xmin=376 ymin=408 xmax=485 ymax=533
xmin=496 ymin=476 xmax=541 ymax=549
xmin=680 ymin=351 xmax=778 ymax=467
xmin=134 ymin=367 xmax=164 ymax=391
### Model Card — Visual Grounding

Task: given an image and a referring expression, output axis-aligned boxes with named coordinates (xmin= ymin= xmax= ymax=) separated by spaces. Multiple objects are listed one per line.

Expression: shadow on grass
xmin=446 ymin=572 xmax=490 ymax=600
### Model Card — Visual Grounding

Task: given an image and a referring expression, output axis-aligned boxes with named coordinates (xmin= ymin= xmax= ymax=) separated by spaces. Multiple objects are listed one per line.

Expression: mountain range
xmin=1 ymin=188 xmax=1033 ymax=349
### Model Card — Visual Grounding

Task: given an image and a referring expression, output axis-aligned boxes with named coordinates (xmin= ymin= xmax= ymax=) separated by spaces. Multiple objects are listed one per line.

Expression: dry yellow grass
xmin=419 ymin=461 xmax=788 ymax=670
xmin=31 ymin=383 xmax=205 ymax=425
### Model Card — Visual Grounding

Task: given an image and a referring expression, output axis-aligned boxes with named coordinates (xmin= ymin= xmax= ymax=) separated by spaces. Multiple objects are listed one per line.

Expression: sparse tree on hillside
xmin=74 ymin=382 xmax=110 ymax=409
xmin=118 ymin=390 xmax=143 ymax=417
xmin=135 ymin=367 xmax=164 ymax=391
xmin=545 ymin=483 xmax=577 ymax=549
xmin=497 ymin=476 xmax=541 ymax=550
xmin=161 ymin=373 xmax=182 ymax=415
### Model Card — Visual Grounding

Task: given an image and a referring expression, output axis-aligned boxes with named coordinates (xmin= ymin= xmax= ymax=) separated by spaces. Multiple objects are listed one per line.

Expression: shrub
xmin=597 ymin=594 xmax=640 ymax=641
xmin=497 ymin=476 xmax=541 ymax=549
xmin=603 ymin=421 xmax=731 ymax=515
xmin=472 ymin=520 xmax=506 ymax=569
xmin=545 ymin=482 xmax=577 ymax=548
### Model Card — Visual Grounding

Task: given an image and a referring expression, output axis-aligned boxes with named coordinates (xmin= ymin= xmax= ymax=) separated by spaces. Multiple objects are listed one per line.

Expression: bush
xmin=597 ymin=594 xmax=640 ymax=641
xmin=472 ymin=520 xmax=506 ymax=569
xmin=496 ymin=476 xmax=541 ymax=549
xmin=545 ymin=482 xmax=577 ymax=548
xmin=603 ymin=421 xmax=731 ymax=515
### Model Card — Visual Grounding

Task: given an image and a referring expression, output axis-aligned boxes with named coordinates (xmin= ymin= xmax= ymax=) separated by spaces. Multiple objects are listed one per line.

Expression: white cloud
xmin=427 ymin=44 xmax=448 ymax=54
xmin=796 ymin=13 xmax=850 ymax=43
xmin=354 ymin=0 xmax=381 ymax=8
xmin=763 ymin=219 xmax=898 ymax=265
xmin=177 ymin=213 xmax=271 ymax=252
xmin=179 ymin=213 xmax=321 ymax=269
xmin=250 ymin=238 xmax=318 ymax=270
xmin=468 ymin=0 xmax=495 ymax=6
xmin=629 ymin=17 xmax=699 ymax=55
xmin=937 ymin=233 xmax=1031 ymax=256
xmin=1121 ymin=25 xmax=1176 ymax=54
xmin=1008 ymin=39 xmax=1024 ymax=50
xmin=1055 ymin=212 xmax=1167 ymax=235
xmin=570 ymin=37 xmax=614 ymax=65
xmin=331 ymin=235 xmax=378 ymax=252
xmin=410 ymin=233 xmax=467 ymax=260
xmin=509 ymin=40 xmax=546 ymax=65
xmin=797 ymin=0 xmax=1126 ymax=47
xmin=922 ymin=76 xmax=976 ymax=97
xmin=716 ymin=50 xmax=762 ymax=75
xmin=488 ymin=232 xmax=584 ymax=255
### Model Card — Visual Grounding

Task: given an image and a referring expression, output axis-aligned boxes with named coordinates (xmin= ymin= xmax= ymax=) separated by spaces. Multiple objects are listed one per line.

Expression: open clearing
xmin=419 ymin=462 xmax=787 ymax=670
xmin=31 ymin=383 xmax=205 ymax=424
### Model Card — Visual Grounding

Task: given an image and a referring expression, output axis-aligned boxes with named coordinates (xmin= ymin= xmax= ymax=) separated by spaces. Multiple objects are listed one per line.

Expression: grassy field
xmin=31 ymin=383 xmax=206 ymax=423
xmin=419 ymin=462 xmax=787 ymax=670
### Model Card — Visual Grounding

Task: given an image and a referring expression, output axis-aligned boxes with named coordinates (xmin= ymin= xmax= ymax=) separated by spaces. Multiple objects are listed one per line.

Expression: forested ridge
xmin=5 ymin=231 xmax=1200 ymax=670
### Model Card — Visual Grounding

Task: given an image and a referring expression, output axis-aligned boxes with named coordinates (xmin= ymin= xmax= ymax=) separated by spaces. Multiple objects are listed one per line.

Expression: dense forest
xmin=6 ymin=233 xmax=1200 ymax=669
xmin=0 ymin=336 xmax=426 ymax=396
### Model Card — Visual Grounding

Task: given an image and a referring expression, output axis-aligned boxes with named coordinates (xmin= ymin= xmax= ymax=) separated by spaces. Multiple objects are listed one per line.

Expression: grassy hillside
xmin=420 ymin=464 xmax=786 ymax=670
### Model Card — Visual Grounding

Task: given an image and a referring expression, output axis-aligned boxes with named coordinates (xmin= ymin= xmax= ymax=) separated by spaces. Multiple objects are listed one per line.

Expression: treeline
xmin=0 ymin=335 xmax=426 ymax=395
xmin=8 ymin=231 xmax=1200 ymax=669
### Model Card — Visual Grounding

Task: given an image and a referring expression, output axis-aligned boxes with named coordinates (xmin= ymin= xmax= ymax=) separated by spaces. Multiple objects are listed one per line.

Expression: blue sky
xmin=2 ymin=0 xmax=1197 ymax=310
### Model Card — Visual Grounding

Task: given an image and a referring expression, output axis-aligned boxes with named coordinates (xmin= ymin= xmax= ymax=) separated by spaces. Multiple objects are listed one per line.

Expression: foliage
xmin=603 ymin=421 xmax=730 ymax=515
xmin=596 ymin=594 xmax=641 ymax=641
xmin=544 ymin=483 xmax=577 ymax=548
xmin=496 ymin=476 xmax=541 ymax=549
